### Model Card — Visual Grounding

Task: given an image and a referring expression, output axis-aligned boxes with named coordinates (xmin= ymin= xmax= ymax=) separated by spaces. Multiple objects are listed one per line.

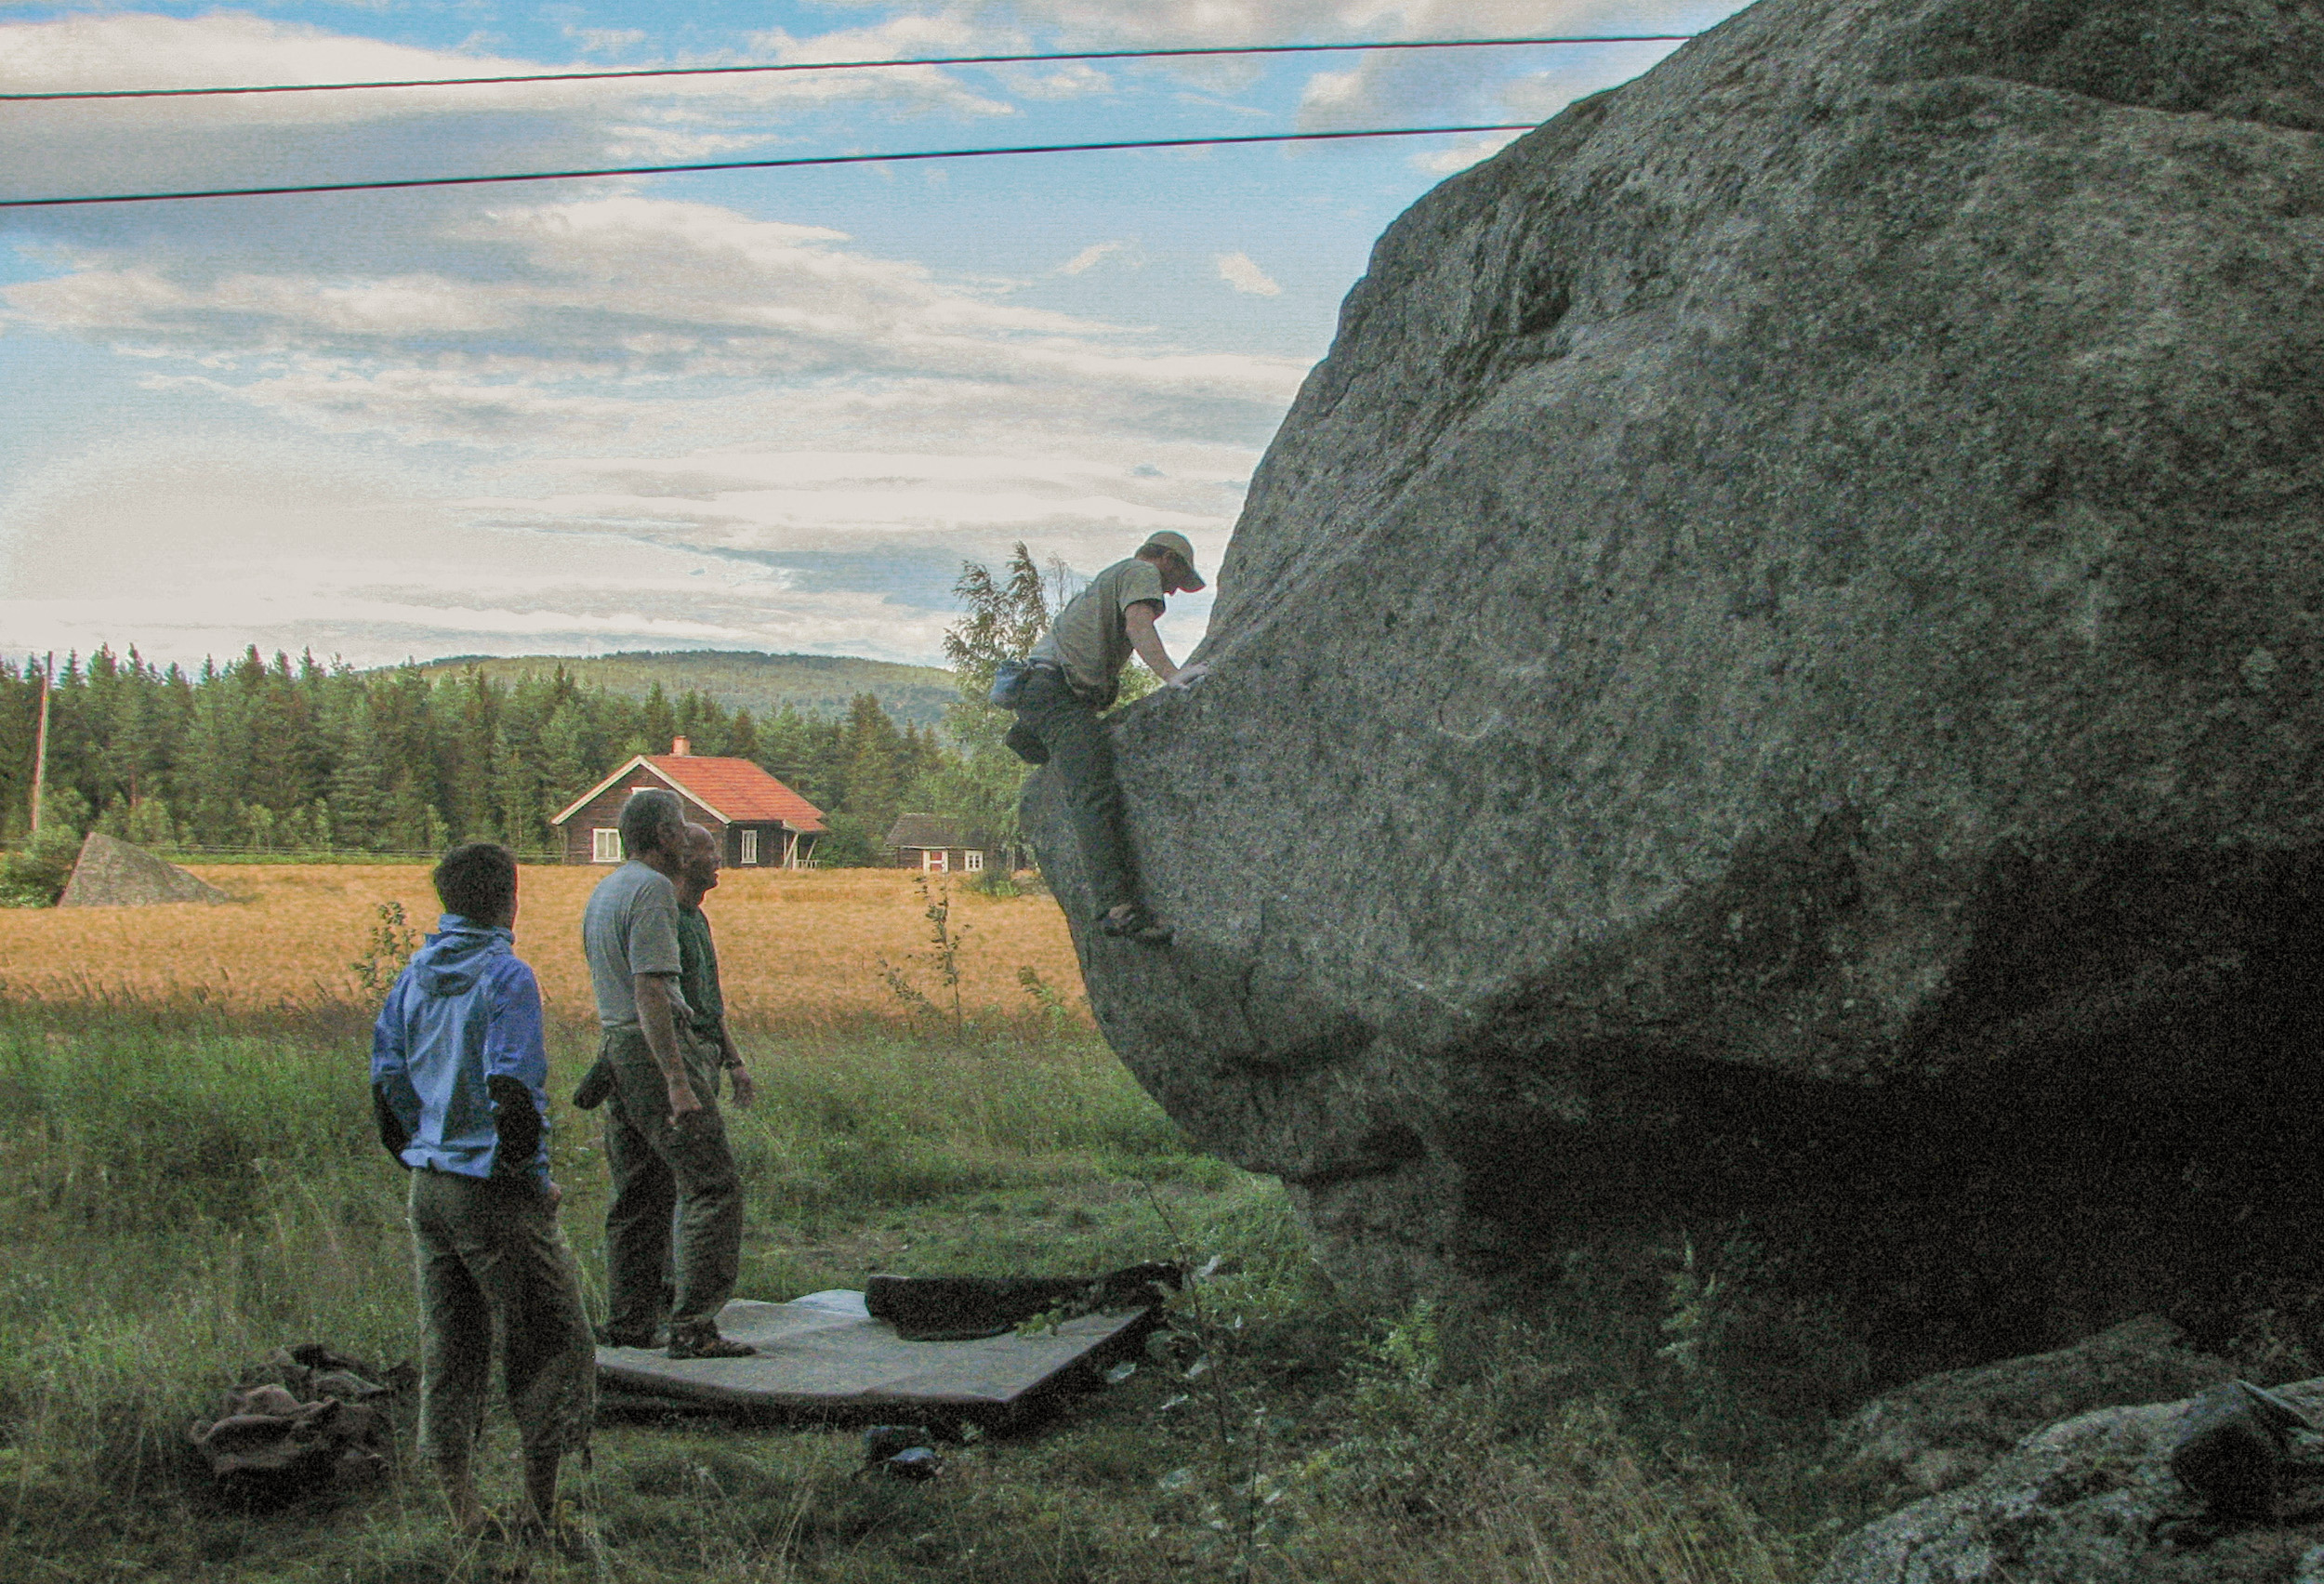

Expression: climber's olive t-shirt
xmin=1028 ymin=558 xmax=1166 ymax=707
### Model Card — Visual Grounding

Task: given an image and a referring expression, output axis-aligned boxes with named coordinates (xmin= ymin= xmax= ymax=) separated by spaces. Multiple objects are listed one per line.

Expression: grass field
xmin=0 ymin=866 xmax=1825 ymax=1582
xmin=0 ymin=865 xmax=1087 ymax=1025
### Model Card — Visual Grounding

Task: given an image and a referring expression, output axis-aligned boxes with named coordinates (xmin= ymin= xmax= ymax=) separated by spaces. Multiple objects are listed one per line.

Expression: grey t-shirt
xmin=581 ymin=860 xmax=689 ymax=1030
xmin=1028 ymin=557 xmax=1166 ymax=707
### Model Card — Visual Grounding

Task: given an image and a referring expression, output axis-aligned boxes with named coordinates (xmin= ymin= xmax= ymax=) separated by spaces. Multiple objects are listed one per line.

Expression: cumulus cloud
xmin=1411 ymin=128 xmax=1525 ymax=174
xmin=777 ymin=0 xmax=1738 ymax=143
xmin=1284 ymin=0 xmax=1737 ymax=132
xmin=1215 ymin=252 xmax=1280 ymax=296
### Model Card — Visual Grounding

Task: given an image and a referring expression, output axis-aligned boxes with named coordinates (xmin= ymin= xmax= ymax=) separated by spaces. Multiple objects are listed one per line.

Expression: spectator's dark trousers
xmin=601 ymin=1026 xmax=742 ymax=1339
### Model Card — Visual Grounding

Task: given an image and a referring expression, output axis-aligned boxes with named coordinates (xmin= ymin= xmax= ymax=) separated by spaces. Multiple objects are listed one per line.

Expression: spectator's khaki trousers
xmin=601 ymin=1026 xmax=744 ymax=1339
xmin=407 ymin=1167 xmax=594 ymax=1462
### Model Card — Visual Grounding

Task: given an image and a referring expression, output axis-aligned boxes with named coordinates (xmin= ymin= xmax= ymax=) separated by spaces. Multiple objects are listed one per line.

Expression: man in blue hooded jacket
xmin=371 ymin=842 xmax=593 ymax=1538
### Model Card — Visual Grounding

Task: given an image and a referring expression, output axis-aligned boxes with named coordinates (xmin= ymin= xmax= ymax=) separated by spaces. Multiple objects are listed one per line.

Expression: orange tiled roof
xmin=646 ymin=755 xmax=827 ymax=833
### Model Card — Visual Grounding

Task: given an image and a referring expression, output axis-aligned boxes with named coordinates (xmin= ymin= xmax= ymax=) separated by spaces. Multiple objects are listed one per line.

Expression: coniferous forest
xmin=0 ymin=646 xmax=963 ymax=865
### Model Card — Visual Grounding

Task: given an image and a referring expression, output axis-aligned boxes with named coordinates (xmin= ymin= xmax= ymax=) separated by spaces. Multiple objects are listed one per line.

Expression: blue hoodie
xmin=370 ymin=916 xmax=550 ymax=1184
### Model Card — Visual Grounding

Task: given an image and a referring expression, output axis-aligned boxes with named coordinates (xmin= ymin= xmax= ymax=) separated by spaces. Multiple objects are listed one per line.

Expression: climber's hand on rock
xmin=1168 ymin=663 xmax=1211 ymax=689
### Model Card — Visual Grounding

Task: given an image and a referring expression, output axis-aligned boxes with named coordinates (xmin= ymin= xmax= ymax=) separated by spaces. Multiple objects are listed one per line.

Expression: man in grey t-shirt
xmin=1008 ymin=530 xmax=1208 ymax=943
xmin=581 ymin=787 xmax=753 ymax=1360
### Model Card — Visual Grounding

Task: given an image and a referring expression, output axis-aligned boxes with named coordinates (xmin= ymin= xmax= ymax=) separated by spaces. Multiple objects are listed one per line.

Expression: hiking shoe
xmin=1098 ymin=904 xmax=1173 ymax=944
xmin=667 ymin=1322 xmax=756 ymax=1361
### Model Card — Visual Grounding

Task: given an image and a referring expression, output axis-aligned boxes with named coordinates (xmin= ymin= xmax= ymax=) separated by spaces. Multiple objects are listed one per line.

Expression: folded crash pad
xmin=594 ymin=1290 xmax=1151 ymax=1426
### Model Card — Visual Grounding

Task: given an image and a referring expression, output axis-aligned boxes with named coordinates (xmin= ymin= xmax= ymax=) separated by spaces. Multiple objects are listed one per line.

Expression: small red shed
xmin=551 ymin=738 xmax=826 ymax=868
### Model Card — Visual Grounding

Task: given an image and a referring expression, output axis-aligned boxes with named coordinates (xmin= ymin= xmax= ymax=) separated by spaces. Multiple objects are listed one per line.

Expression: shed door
xmin=922 ymin=849 xmax=948 ymax=873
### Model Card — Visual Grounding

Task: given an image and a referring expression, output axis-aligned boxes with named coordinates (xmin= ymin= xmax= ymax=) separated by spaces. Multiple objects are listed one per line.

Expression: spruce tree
xmin=726 ymin=707 xmax=759 ymax=763
xmin=640 ymin=682 xmax=676 ymax=757
xmin=328 ymin=706 xmax=390 ymax=851
xmin=490 ymin=729 xmax=539 ymax=853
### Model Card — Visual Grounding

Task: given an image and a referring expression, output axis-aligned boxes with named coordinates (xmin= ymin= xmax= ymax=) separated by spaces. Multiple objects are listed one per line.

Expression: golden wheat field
xmin=0 ymin=864 xmax=1088 ymax=1023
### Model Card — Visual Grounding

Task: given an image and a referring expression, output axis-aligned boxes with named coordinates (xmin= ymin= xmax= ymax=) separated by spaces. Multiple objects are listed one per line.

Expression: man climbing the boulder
xmin=581 ymin=788 xmax=753 ymax=1360
xmin=1005 ymin=529 xmax=1208 ymax=944
xmin=370 ymin=842 xmax=593 ymax=1538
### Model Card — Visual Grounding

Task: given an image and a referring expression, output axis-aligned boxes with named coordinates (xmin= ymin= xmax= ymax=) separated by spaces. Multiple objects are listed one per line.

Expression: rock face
xmin=1814 ymin=1377 xmax=2324 ymax=1584
xmin=1829 ymin=1316 xmax=2236 ymax=1502
xmin=59 ymin=833 xmax=233 ymax=907
xmin=1026 ymin=0 xmax=2324 ymax=1363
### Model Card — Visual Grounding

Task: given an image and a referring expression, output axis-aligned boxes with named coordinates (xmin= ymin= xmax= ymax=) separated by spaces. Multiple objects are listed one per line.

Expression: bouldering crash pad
xmin=595 ymin=1290 xmax=1150 ymax=1426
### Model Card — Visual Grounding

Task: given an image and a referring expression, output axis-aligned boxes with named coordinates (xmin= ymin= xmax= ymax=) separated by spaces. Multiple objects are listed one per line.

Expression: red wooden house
xmin=550 ymin=737 xmax=826 ymax=868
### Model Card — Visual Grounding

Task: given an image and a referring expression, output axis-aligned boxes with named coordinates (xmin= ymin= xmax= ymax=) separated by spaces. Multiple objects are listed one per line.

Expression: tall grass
xmin=0 ymin=990 xmax=1821 ymax=1582
xmin=0 ymin=996 xmax=1207 ymax=1541
xmin=731 ymin=1024 xmax=1191 ymax=1216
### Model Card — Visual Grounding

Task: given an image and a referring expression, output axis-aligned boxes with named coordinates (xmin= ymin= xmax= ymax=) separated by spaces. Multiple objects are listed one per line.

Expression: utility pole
xmin=29 ymin=652 xmax=53 ymax=838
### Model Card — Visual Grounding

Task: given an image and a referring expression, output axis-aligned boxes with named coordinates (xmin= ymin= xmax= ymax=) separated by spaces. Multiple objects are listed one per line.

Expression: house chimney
xmin=671 ymin=736 xmax=691 ymax=756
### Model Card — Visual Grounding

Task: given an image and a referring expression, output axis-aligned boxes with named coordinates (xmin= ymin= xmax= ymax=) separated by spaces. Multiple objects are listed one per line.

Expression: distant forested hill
xmin=410 ymin=651 xmax=957 ymax=728
xmin=3 ymin=644 xmax=968 ymax=864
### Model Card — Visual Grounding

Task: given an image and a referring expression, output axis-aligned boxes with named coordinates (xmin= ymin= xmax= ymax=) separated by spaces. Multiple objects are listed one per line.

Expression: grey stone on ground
xmin=1023 ymin=0 xmax=2324 ymax=1359
xmin=1831 ymin=1315 xmax=2238 ymax=1502
xmin=1814 ymin=1377 xmax=2324 ymax=1584
xmin=59 ymin=832 xmax=234 ymax=907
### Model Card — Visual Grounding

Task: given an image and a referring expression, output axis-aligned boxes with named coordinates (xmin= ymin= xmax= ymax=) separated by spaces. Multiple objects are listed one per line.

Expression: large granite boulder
xmin=59 ymin=832 xmax=233 ymax=907
xmin=1815 ymin=1377 xmax=2324 ymax=1584
xmin=1027 ymin=0 xmax=2324 ymax=1366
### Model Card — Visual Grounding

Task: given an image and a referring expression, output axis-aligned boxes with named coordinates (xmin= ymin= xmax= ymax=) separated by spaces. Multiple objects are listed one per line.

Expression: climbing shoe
xmin=1098 ymin=904 xmax=1173 ymax=944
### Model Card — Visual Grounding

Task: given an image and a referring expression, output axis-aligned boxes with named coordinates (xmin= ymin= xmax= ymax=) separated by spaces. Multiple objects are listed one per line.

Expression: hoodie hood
xmin=412 ymin=917 xmax=513 ymax=997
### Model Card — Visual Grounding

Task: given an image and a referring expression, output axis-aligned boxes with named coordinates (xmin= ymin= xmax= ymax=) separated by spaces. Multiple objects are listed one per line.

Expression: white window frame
xmin=740 ymin=828 xmax=759 ymax=865
xmin=591 ymin=828 xmax=623 ymax=863
xmin=922 ymin=848 xmax=948 ymax=873
xmin=964 ymin=850 xmax=985 ymax=872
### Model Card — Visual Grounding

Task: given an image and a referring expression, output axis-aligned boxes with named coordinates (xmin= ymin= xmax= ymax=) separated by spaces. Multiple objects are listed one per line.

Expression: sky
xmin=1 ymin=0 xmax=1741 ymax=673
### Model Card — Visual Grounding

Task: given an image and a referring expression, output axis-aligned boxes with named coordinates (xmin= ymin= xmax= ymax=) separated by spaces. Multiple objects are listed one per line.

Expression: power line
xmin=3 ymin=33 xmax=1694 ymax=102
xmin=0 ymin=122 xmax=1544 ymax=209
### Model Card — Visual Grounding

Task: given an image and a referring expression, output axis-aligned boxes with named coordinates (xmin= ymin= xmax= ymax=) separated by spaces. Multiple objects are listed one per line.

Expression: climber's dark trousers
xmin=1010 ymin=667 xmax=1136 ymax=917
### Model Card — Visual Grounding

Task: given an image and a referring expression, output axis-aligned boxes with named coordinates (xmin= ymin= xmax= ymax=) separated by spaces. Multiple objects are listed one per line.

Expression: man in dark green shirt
xmin=678 ymin=824 xmax=756 ymax=1108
